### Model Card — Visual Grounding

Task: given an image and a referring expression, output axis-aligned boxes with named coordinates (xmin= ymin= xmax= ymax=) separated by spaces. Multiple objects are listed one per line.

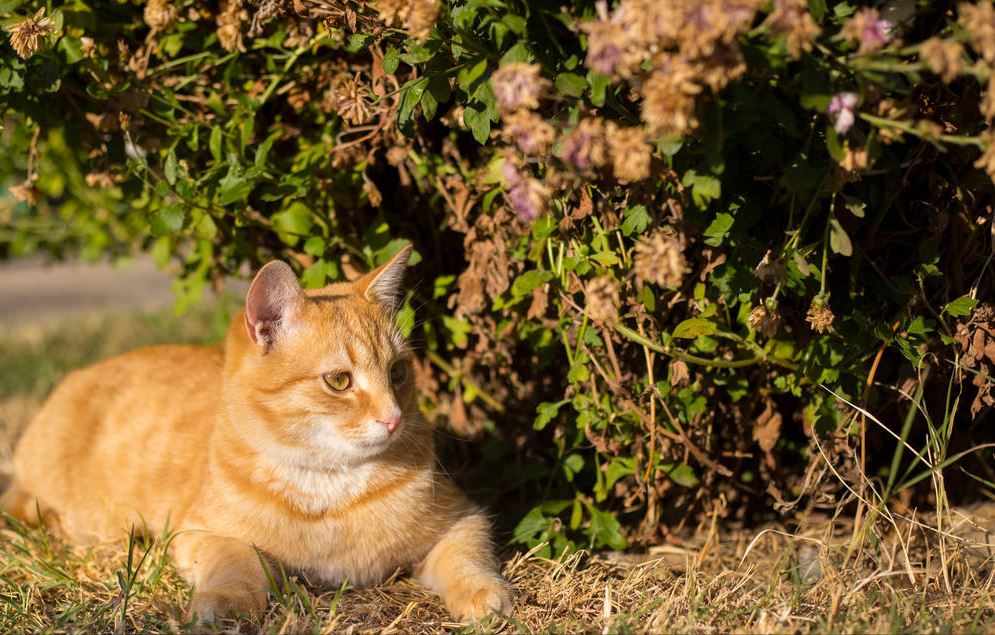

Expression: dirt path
xmin=0 ymin=256 xmax=175 ymax=331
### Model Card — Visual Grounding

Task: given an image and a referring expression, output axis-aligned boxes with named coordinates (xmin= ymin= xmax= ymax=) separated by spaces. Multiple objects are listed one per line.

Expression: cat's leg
xmin=414 ymin=512 xmax=514 ymax=621
xmin=171 ymin=531 xmax=272 ymax=623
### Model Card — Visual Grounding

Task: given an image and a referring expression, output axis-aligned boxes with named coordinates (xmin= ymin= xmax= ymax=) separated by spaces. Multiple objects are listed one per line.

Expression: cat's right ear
xmin=244 ymin=261 xmax=304 ymax=352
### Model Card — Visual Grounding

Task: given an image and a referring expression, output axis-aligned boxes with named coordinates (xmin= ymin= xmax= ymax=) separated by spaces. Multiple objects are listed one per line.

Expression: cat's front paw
xmin=187 ymin=587 xmax=268 ymax=623
xmin=444 ymin=575 xmax=514 ymax=622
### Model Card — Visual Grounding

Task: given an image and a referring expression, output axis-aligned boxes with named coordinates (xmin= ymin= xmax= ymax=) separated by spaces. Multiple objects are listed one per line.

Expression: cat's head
xmin=227 ymin=245 xmax=422 ymax=465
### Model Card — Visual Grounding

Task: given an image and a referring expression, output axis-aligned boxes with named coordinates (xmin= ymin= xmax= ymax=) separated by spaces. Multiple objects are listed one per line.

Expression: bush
xmin=2 ymin=0 xmax=994 ymax=553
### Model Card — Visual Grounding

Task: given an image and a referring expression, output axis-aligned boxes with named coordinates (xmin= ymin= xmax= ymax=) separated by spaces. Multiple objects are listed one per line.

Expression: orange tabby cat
xmin=2 ymin=245 xmax=513 ymax=623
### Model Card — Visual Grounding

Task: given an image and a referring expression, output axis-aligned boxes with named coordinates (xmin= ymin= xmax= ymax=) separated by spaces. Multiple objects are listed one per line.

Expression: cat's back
xmin=12 ymin=344 xmax=224 ymax=540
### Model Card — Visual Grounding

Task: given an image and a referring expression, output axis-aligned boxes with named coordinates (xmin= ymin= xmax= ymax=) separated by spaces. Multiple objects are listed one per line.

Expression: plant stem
xmin=615 ymin=324 xmax=799 ymax=372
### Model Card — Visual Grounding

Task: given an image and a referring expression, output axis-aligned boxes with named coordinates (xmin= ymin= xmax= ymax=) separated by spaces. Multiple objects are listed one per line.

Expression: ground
xmin=0 ymin=259 xmax=993 ymax=633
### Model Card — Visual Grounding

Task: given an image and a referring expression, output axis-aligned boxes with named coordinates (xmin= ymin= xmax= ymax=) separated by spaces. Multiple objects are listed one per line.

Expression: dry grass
xmin=1 ymin=507 xmax=994 ymax=634
xmin=2 ymin=310 xmax=995 ymax=633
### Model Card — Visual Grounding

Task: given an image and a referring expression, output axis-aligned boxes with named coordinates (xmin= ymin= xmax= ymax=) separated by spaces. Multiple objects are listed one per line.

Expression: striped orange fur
xmin=2 ymin=246 xmax=513 ymax=623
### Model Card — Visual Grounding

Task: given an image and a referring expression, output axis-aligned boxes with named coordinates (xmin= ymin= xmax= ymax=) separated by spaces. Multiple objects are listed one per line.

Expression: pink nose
xmin=378 ymin=413 xmax=402 ymax=434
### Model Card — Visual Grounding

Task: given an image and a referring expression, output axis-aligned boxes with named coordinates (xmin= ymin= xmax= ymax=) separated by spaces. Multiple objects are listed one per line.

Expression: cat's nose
xmin=377 ymin=412 xmax=402 ymax=435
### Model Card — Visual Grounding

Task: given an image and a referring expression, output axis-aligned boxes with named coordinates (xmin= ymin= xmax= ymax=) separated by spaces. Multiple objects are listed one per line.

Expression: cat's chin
xmin=308 ymin=433 xmax=397 ymax=465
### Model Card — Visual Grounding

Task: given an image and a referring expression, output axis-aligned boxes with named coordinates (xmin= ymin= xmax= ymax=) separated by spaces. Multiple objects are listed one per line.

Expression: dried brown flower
xmin=144 ymin=0 xmax=177 ymax=30
xmin=406 ymin=0 xmax=440 ymax=40
xmin=5 ymin=8 xmax=54 ymax=60
xmin=920 ymin=37 xmax=964 ymax=83
xmin=491 ymin=63 xmax=548 ymax=114
xmin=634 ymin=229 xmax=687 ymax=289
xmin=363 ymin=178 xmax=383 ymax=207
xmin=961 ymin=1 xmax=995 ymax=64
xmin=607 ymin=123 xmax=651 ymax=183
xmin=768 ymin=0 xmax=821 ymax=59
xmin=839 ymin=143 xmax=868 ymax=172
xmin=954 ymin=303 xmax=995 ymax=417
xmin=327 ymin=73 xmax=374 ymax=125
xmin=217 ymin=0 xmax=248 ymax=53
xmin=695 ymin=44 xmax=748 ymax=92
xmin=749 ymin=303 xmax=781 ymax=337
xmin=9 ymin=179 xmax=39 ymax=204
xmin=669 ymin=359 xmax=690 ymax=387
xmin=585 ymin=276 xmax=621 ymax=328
xmin=754 ymin=250 xmax=787 ymax=284
xmin=375 ymin=0 xmax=406 ymax=25
xmin=640 ymin=63 xmax=701 ymax=137
xmin=287 ymin=86 xmax=311 ymax=112
xmin=975 ymin=132 xmax=995 ymax=183
xmin=581 ymin=17 xmax=630 ymax=78
xmin=982 ymin=75 xmax=995 ymax=121
xmin=678 ymin=1 xmax=760 ymax=59
xmin=559 ymin=118 xmax=607 ymax=174
xmin=806 ymin=297 xmax=834 ymax=333
xmin=501 ymin=111 xmax=556 ymax=156
xmin=80 ymin=36 xmax=97 ymax=58
xmin=85 ymin=171 xmax=119 ymax=188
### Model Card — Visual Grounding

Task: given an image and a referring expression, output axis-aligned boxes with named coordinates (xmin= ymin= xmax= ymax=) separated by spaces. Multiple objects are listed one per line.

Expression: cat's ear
xmin=355 ymin=243 xmax=413 ymax=311
xmin=244 ymin=261 xmax=304 ymax=351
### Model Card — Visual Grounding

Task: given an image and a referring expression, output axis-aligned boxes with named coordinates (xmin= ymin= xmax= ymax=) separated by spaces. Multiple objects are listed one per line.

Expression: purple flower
xmin=586 ymin=40 xmax=623 ymax=77
xmin=502 ymin=160 xmax=548 ymax=221
xmin=828 ymin=92 xmax=858 ymax=135
xmin=860 ymin=15 xmax=891 ymax=50
xmin=842 ymin=9 xmax=892 ymax=54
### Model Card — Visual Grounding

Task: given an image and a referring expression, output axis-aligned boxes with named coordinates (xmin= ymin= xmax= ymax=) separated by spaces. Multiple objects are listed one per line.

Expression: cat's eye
xmin=390 ymin=361 xmax=409 ymax=385
xmin=323 ymin=371 xmax=352 ymax=392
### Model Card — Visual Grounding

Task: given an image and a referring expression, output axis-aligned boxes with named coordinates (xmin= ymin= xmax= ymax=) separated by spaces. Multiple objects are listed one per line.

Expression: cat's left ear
xmin=355 ymin=243 xmax=413 ymax=311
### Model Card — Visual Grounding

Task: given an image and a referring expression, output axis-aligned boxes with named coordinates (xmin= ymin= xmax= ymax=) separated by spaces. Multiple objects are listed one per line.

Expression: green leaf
xmin=588 ymin=70 xmax=610 ymax=107
xmin=703 ymin=213 xmax=734 ymax=247
xmin=499 ymin=42 xmax=532 ymax=64
xmin=216 ymin=166 xmax=255 ymax=206
xmin=829 ymin=218 xmax=853 ymax=256
xmin=149 ymin=204 xmax=185 ymax=236
xmin=585 ymin=503 xmax=627 ymax=550
xmin=512 ymin=270 xmax=554 ymax=297
xmin=808 ymin=0 xmax=827 ymax=21
xmin=591 ymin=251 xmax=619 ymax=266
xmin=301 ymin=259 xmax=336 ymax=288
xmin=209 ymin=127 xmax=223 ymax=162
xmin=463 ymin=104 xmax=491 ymax=144
xmin=534 ymin=400 xmax=568 ymax=430
xmin=568 ymin=352 xmax=590 ymax=383
xmin=554 ymin=72 xmax=587 ymax=98
xmin=513 ymin=507 xmax=550 ymax=544
xmin=302 ymin=236 xmax=326 ymax=257
xmin=683 ymin=170 xmax=722 ymax=207
xmin=843 ymin=195 xmax=865 ymax=218
xmin=397 ymin=76 xmax=429 ymax=136
xmin=395 ymin=298 xmax=416 ymax=337
xmin=164 ymin=150 xmax=179 ymax=186
xmin=943 ymin=295 xmax=978 ymax=318
xmin=271 ymin=201 xmax=314 ymax=245
xmin=456 ymin=57 xmax=488 ymax=94
xmin=383 ymin=46 xmax=400 ymax=74
xmin=665 ymin=463 xmax=700 ymax=488
xmin=621 ymin=204 xmax=650 ymax=237
xmin=344 ymin=33 xmax=375 ymax=53
xmin=672 ymin=317 xmax=718 ymax=339
xmin=604 ymin=458 xmax=636 ymax=491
